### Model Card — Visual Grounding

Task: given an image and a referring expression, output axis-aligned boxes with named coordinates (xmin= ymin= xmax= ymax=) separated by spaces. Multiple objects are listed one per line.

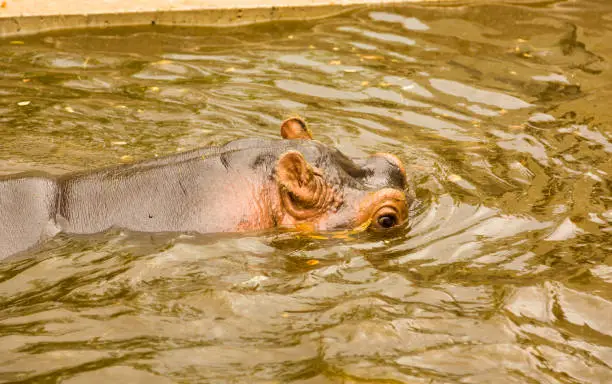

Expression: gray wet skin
xmin=0 ymin=123 xmax=409 ymax=259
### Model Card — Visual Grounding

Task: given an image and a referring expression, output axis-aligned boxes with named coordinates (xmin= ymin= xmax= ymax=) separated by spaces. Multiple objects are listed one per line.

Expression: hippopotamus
xmin=0 ymin=118 xmax=411 ymax=259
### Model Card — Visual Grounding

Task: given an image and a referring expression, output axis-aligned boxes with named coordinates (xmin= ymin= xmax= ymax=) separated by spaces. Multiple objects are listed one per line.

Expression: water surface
xmin=1 ymin=0 xmax=612 ymax=382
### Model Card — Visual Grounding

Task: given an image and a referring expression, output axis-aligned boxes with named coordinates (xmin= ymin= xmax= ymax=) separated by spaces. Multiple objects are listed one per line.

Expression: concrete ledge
xmin=0 ymin=0 xmax=547 ymax=37
xmin=0 ymin=5 xmax=352 ymax=37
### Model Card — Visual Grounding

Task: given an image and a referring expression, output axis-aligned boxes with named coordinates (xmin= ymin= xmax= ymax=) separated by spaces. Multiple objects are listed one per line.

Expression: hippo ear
xmin=280 ymin=117 xmax=313 ymax=140
xmin=276 ymin=151 xmax=340 ymax=220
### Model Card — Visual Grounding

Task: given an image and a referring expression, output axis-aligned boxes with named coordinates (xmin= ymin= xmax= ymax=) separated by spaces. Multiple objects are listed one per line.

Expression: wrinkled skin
xmin=0 ymin=118 xmax=411 ymax=259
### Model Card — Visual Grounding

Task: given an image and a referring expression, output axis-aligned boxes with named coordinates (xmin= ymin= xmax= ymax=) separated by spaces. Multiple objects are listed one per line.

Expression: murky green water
xmin=1 ymin=0 xmax=612 ymax=382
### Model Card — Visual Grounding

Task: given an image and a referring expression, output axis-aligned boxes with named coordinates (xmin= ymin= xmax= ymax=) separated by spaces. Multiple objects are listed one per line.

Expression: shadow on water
xmin=1 ymin=0 xmax=612 ymax=382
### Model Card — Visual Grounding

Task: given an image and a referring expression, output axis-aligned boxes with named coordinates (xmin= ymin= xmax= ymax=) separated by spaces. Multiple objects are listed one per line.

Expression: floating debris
xmin=306 ymin=259 xmax=319 ymax=266
xmin=307 ymin=235 xmax=328 ymax=240
xmin=17 ymin=101 xmax=30 ymax=106
xmin=64 ymin=106 xmax=75 ymax=113
xmin=361 ymin=55 xmax=384 ymax=61
xmin=9 ymin=41 xmax=24 ymax=45
xmin=120 ymin=155 xmax=134 ymax=163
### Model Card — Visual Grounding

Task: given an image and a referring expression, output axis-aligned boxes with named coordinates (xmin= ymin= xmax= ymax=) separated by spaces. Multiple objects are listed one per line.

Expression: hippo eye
xmin=377 ymin=214 xmax=397 ymax=229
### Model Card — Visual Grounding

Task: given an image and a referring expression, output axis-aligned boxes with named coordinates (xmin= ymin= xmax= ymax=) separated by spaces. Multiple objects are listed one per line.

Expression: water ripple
xmin=1 ymin=1 xmax=611 ymax=382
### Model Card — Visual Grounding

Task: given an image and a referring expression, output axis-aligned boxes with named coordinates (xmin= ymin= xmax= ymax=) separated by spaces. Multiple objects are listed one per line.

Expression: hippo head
xmin=272 ymin=117 xmax=411 ymax=233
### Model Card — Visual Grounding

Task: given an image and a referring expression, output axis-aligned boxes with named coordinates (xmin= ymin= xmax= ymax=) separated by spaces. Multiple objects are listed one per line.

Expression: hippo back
xmin=0 ymin=176 xmax=60 ymax=259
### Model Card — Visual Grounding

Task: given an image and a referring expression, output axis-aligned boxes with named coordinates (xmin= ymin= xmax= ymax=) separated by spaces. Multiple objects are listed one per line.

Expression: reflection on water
xmin=1 ymin=0 xmax=612 ymax=382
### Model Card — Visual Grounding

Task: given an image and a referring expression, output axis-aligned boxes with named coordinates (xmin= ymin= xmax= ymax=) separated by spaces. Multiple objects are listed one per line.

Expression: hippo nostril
xmin=362 ymin=153 xmax=408 ymax=190
xmin=372 ymin=153 xmax=406 ymax=177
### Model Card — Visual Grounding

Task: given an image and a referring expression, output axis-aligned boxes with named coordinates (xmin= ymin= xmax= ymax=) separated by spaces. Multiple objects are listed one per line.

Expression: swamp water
xmin=1 ymin=0 xmax=612 ymax=382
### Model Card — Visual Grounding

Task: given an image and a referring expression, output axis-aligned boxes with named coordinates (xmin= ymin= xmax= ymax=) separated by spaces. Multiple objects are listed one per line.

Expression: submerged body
xmin=0 ymin=119 xmax=410 ymax=259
